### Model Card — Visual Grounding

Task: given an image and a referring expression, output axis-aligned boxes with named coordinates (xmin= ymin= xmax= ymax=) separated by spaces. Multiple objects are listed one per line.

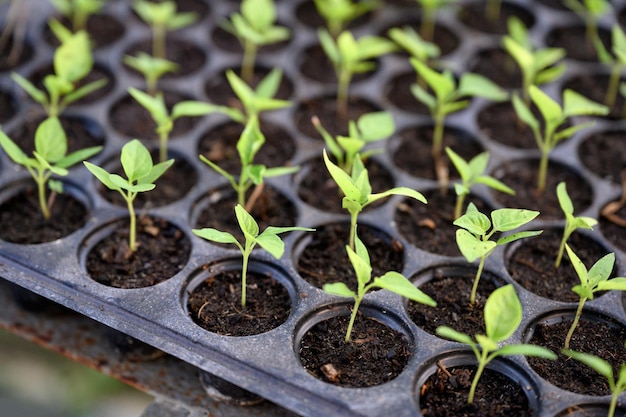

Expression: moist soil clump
xmin=85 ymin=216 xmax=191 ymax=288
xmin=298 ymin=313 xmax=411 ymax=387
xmin=187 ymin=269 xmax=291 ymax=336
xmin=528 ymin=316 xmax=626 ymax=395
xmin=0 ymin=186 xmax=87 ymax=243
xmin=419 ymin=364 xmax=533 ymax=417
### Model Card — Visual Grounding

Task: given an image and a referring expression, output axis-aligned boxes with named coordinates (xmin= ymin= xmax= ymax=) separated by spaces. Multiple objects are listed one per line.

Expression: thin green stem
xmin=241 ymin=246 xmax=251 ymax=307
xmin=454 ymin=193 xmax=466 ymax=220
xmin=468 ymin=351 xmax=488 ymax=404
xmin=485 ymin=0 xmax=500 ymax=22
xmin=537 ymin=151 xmax=549 ymax=194
xmin=564 ymin=297 xmax=586 ymax=349
xmin=36 ymin=172 xmax=51 ymax=220
xmin=469 ymin=256 xmax=486 ymax=305
xmin=159 ymin=131 xmax=168 ymax=163
xmin=349 ymin=212 xmax=358 ymax=251
xmin=420 ymin=9 xmax=435 ymax=42
xmin=241 ymin=39 xmax=257 ymax=85
xmin=555 ymin=233 xmax=568 ymax=268
xmin=345 ymin=296 xmax=362 ymax=343
xmin=608 ymin=391 xmax=618 ymax=417
xmin=605 ymin=65 xmax=621 ymax=110
xmin=127 ymin=194 xmax=137 ymax=252
xmin=337 ymin=69 xmax=351 ymax=120
xmin=153 ymin=24 xmax=166 ymax=60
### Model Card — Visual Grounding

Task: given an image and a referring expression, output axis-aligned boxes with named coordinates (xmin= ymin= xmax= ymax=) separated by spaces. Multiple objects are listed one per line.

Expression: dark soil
xmin=391 ymin=125 xmax=483 ymax=181
xmin=204 ymin=65 xmax=294 ymax=106
xmin=545 ymin=26 xmax=610 ymax=62
xmin=408 ymin=267 xmax=501 ymax=336
xmin=468 ymin=47 xmax=522 ymax=90
xmin=10 ymin=112 xmax=105 ymax=156
xmin=108 ymin=90 xmax=200 ymax=140
xmin=197 ymin=120 xmax=296 ymax=175
xmin=535 ymin=0 xmax=570 ymax=11
xmin=97 ymin=153 xmax=197 ymax=209
xmin=600 ymin=198 xmax=626 ymax=253
xmin=296 ymin=223 xmax=404 ymax=291
xmin=394 ymin=188 xmax=492 ymax=256
xmin=457 ymin=1 xmax=535 ymax=34
xmin=0 ymin=185 xmax=88 ymax=243
xmin=298 ymin=43 xmax=376 ymax=84
xmin=419 ymin=364 xmax=533 ymax=417
xmin=565 ymin=73 xmax=626 ymax=119
xmin=295 ymin=156 xmax=395 ymax=213
xmin=384 ymin=71 xmax=431 ymax=115
xmin=85 ymin=215 xmax=191 ymax=288
xmin=0 ymin=89 xmax=16 ymax=123
xmin=294 ymin=95 xmax=379 ymax=140
xmin=506 ymin=229 xmax=613 ymax=302
xmin=477 ymin=101 xmax=539 ymax=149
xmin=491 ymin=159 xmax=593 ymax=219
xmin=527 ymin=314 xmax=626 ymax=395
xmin=187 ymin=268 xmax=291 ymax=336
xmin=42 ymin=13 xmax=125 ymax=49
xmin=193 ymin=186 xmax=297 ymax=243
xmin=298 ymin=312 xmax=411 ymax=387
xmin=579 ymin=129 xmax=626 ymax=184
xmin=555 ymin=405 xmax=626 ymax=417
xmin=0 ymin=33 xmax=34 ymax=71
xmin=123 ymin=38 xmax=206 ymax=78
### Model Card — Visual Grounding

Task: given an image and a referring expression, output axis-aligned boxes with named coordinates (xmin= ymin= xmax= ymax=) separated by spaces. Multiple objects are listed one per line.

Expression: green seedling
xmin=220 ymin=0 xmax=290 ymax=84
xmin=199 ymin=116 xmax=298 ymax=210
xmin=410 ymin=59 xmax=507 ymax=187
xmin=563 ymin=244 xmax=626 ymax=349
xmin=561 ymin=348 xmax=626 ymax=417
xmin=415 ymin=0 xmax=454 ymax=42
xmin=455 ymin=202 xmax=541 ymax=305
xmin=512 ymin=85 xmax=609 ymax=193
xmin=323 ymin=149 xmax=427 ymax=250
xmin=133 ymin=0 xmax=197 ymax=60
xmin=445 ymin=147 xmax=515 ymax=220
xmin=123 ymin=52 xmax=178 ymax=96
xmin=11 ymin=30 xmax=106 ymax=117
xmin=49 ymin=0 xmax=103 ymax=32
xmin=84 ymin=139 xmax=173 ymax=252
xmin=313 ymin=111 xmax=394 ymax=173
xmin=502 ymin=17 xmax=566 ymax=105
xmin=324 ymin=234 xmax=436 ymax=343
xmin=565 ymin=0 xmax=610 ymax=58
xmin=128 ymin=87 xmax=235 ymax=163
xmin=436 ymin=284 xmax=557 ymax=404
xmin=554 ymin=182 xmax=597 ymax=268
xmin=0 ymin=116 xmax=101 ymax=220
xmin=223 ymin=68 xmax=292 ymax=123
xmin=595 ymin=25 xmax=626 ymax=109
xmin=318 ymin=28 xmax=396 ymax=117
xmin=387 ymin=25 xmax=440 ymax=87
xmin=313 ymin=0 xmax=379 ymax=38
xmin=193 ymin=204 xmax=313 ymax=308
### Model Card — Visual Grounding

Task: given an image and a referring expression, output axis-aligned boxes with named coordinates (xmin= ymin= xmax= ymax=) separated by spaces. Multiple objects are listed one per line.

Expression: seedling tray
xmin=1 ymin=1 xmax=626 ymax=416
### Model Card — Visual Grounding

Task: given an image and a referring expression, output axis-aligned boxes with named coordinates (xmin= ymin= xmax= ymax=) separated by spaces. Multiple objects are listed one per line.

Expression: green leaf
xmin=410 ymin=58 xmax=454 ymax=101
xmin=446 ymin=147 xmax=471 ymax=181
xmin=242 ymin=0 xmax=275 ymax=32
xmin=457 ymin=73 xmax=508 ymax=102
xmin=35 ymin=117 xmax=66 ymax=163
xmin=454 ymin=207 xmax=492 ymax=236
xmin=597 ymin=277 xmax=626 ymax=292
xmin=497 ymin=344 xmax=557 ymax=359
xmin=11 ymin=73 xmax=47 ymax=106
xmin=346 ymin=244 xmax=372 ymax=288
xmin=193 ymin=228 xmax=240 ymax=245
xmin=0 ymin=129 xmax=28 ymax=165
xmin=323 ymin=150 xmax=361 ymax=202
xmin=587 ymin=252 xmax=615 ymax=286
xmin=255 ymin=68 xmax=283 ymax=99
xmin=368 ymin=187 xmax=427 ymax=205
xmin=456 ymin=229 xmax=496 ymax=262
xmin=121 ymin=139 xmax=153 ymax=182
xmin=496 ymin=230 xmax=542 ymax=246
xmin=562 ymin=349 xmax=613 ymax=381
xmin=410 ymin=83 xmax=436 ymax=111
xmin=55 ymin=31 xmax=92 ymax=83
xmin=357 ymin=111 xmax=395 ymax=142
xmin=226 ymin=69 xmax=255 ymax=111
xmin=84 ymin=161 xmax=119 ymax=190
xmin=475 ymin=334 xmax=498 ymax=352
xmin=511 ymin=93 xmax=539 ymax=131
xmin=139 ymin=159 xmax=173 ymax=185
xmin=476 ymin=176 xmax=515 ymax=195
xmin=110 ymin=175 xmax=154 ymax=193
xmin=236 ymin=117 xmax=265 ymax=166
xmin=62 ymin=78 xmax=108 ymax=107
xmin=255 ymin=232 xmax=285 ymax=258
xmin=529 ymin=85 xmax=562 ymax=123
xmin=374 ymin=272 xmax=436 ymax=306
xmin=56 ymin=145 xmax=102 ymax=169
xmin=566 ymin=244 xmax=589 ymax=286
xmin=235 ymin=203 xmax=259 ymax=238
xmin=556 ymin=182 xmax=573 ymax=215
xmin=491 ymin=208 xmax=539 ymax=232
xmin=563 ymin=89 xmax=609 ymax=117
xmin=484 ymin=284 xmax=522 ymax=342
xmin=318 ymin=28 xmax=340 ymax=65
xmin=436 ymin=326 xmax=474 ymax=345
xmin=323 ymin=282 xmax=356 ymax=298
xmin=172 ymin=101 xmax=226 ymax=118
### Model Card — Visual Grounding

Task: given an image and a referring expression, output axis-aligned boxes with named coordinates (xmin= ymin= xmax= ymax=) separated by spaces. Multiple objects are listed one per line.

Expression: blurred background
xmin=0 ymin=329 xmax=152 ymax=417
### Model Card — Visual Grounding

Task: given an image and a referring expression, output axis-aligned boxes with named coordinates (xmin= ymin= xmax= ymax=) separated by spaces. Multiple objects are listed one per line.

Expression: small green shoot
xmin=313 ymin=111 xmax=394 ymax=173
xmin=84 ymin=139 xmax=173 ymax=252
xmin=554 ymin=181 xmax=597 ymax=268
xmin=410 ymin=59 xmax=507 ymax=187
xmin=445 ymin=147 xmax=515 ymax=220
xmin=193 ymin=204 xmax=313 ymax=307
xmin=436 ymin=284 xmax=557 ymax=404
xmin=565 ymin=0 xmax=610 ymax=58
xmin=128 ymin=87 xmax=235 ymax=163
xmin=563 ymin=245 xmax=626 ymax=349
xmin=318 ymin=28 xmax=396 ymax=117
xmin=512 ymin=86 xmax=609 ymax=193
xmin=323 ymin=149 xmax=427 ymax=250
xmin=199 ymin=116 xmax=298 ymax=210
xmin=0 ymin=116 xmax=101 ymax=219
xmin=313 ymin=0 xmax=379 ymax=38
xmin=387 ymin=25 xmax=440 ymax=87
xmin=11 ymin=30 xmax=106 ymax=117
xmin=595 ymin=25 xmax=626 ymax=109
xmin=324 ymin=234 xmax=436 ymax=343
xmin=455 ymin=203 xmax=541 ymax=305
xmin=561 ymin=348 xmax=626 ymax=417
xmin=123 ymin=52 xmax=178 ymax=96
xmin=133 ymin=0 xmax=197 ymax=60
xmin=502 ymin=17 xmax=566 ymax=105
xmin=49 ymin=0 xmax=103 ymax=32
xmin=415 ymin=0 xmax=454 ymax=42
xmin=220 ymin=0 xmax=290 ymax=84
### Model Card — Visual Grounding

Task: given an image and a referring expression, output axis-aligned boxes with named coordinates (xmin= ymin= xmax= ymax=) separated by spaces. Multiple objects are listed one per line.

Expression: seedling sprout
xmin=123 ymin=52 xmax=178 ymax=96
xmin=84 ymin=139 xmax=173 ymax=252
xmin=387 ymin=25 xmax=440 ymax=87
xmin=436 ymin=284 xmax=556 ymax=403
xmin=49 ymin=0 xmax=103 ymax=32
xmin=324 ymin=234 xmax=436 ymax=342
xmin=0 ymin=116 xmax=101 ymax=219
xmin=193 ymin=204 xmax=313 ymax=307
xmin=455 ymin=202 xmax=541 ymax=305
xmin=565 ymin=0 xmax=610 ymax=59
xmin=415 ymin=0 xmax=454 ymax=42
xmin=595 ymin=25 xmax=626 ymax=109
xmin=313 ymin=0 xmax=379 ymax=38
